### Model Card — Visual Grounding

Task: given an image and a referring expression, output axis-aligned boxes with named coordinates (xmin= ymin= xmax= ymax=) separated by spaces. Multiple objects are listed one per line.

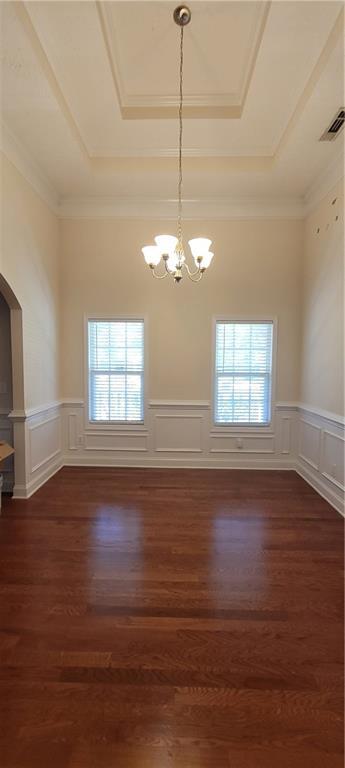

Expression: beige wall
xmin=0 ymin=153 xmax=60 ymax=410
xmin=300 ymin=181 xmax=344 ymax=416
xmin=60 ymin=217 xmax=303 ymax=403
xmin=4 ymin=149 xmax=343 ymax=418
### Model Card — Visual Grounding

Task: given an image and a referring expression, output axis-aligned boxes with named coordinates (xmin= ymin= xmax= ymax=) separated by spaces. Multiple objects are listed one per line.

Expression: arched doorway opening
xmin=0 ymin=274 xmax=26 ymax=495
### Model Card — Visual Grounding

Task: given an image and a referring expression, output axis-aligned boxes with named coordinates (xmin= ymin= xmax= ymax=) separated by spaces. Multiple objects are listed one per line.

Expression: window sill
xmin=211 ymin=422 xmax=273 ymax=435
xmin=86 ymin=420 xmax=148 ymax=433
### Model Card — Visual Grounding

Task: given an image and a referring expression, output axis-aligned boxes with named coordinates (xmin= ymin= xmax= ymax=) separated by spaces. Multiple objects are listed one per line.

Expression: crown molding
xmin=58 ymin=195 xmax=305 ymax=221
xmin=88 ymin=146 xmax=274 ymax=159
xmin=0 ymin=121 xmax=59 ymax=214
xmin=2 ymin=127 xmax=341 ymax=223
xmin=303 ymin=148 xmax=344 ymax=215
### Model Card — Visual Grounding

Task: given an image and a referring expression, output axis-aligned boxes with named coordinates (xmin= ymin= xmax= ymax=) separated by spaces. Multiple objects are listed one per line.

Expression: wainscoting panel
xmin=210 ymin=433 xmax=274 ymax=454
xmin=68 ymin=413 xmax=79 ymax=451
xmin=84 ymin=431 xmax=148 ymax=452
xmin=11 ymin=402 xmax=63 ymax=498
xmin=7 ymin=399 xmax=343 ymax=513
xmin=280 ymin=417 xmax=292 ymax=455
xmin=296 ymin=406 xmax=344 ymax=515
xmin=321 ymin=430 xmax=344 ymax=489
xmin=29 ymin=413 xmax=61 ymax=473
xmin=61 ymin=401 xmax=296 ymax=470
xmin=298 ymin=419 xmax=321 ymax=470
xmin=154 ymin=413 xmax=203 ymax=453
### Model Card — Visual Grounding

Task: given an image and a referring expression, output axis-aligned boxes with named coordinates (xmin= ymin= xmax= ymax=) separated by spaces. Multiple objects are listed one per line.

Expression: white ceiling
xmin=1 ymin=1 xmax=344 ymax=216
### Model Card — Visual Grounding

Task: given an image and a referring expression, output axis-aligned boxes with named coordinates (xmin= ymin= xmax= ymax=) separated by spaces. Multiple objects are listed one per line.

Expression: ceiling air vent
xmin=320 ymin=108 xmax=345 ymax=141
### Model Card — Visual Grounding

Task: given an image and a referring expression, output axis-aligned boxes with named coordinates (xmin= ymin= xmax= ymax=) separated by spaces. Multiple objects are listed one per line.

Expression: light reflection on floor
xmin=209 ymin=509 xmax=267 ymax=605
xmin=88 ymin=505 xmax=142 ymax=606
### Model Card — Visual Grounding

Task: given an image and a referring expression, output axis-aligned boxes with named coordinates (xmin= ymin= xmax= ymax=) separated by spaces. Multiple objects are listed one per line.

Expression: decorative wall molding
xmin=280 ymin=417 xmax=292 ymax=455
xmin=8 ymin=400 xmax=62 ymax=421
xmin=298 ymin=419 xmax=321 ymax=471
xmin=28 ymin=413 xmax=61 ymax=473
xmin=7 ymin=410 xmax=27 ymax=423
xmin=7 ymin=398 xmax=344 ymax=514
xmin=277 ymin=401 xmax=345 ymax=426
xmin=25 ymin=400 xmax=62 ymax=419
xmin=84 ymin=431 xmax=148 ymax=452
xmin=210 ymin=433 xmax=275 ymax=454
xmin=296 ymin=406 xmax=344 ymax=516
xmin=154 ymin=412 xmax=204 ymax=453
xmin=298 ymin=403 xmax=345 ymax=427
xmin=11 ymin=402 xmax=63 ymax=499
xmin=60 ymin=400 xmax=294 ymax=467
xmin=320 ymin=429 xmax=344 ymax=491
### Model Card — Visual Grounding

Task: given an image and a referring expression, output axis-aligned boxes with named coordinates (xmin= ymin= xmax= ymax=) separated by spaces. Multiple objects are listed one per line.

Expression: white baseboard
xmin=13 ymin=457 xmax=63 ymax=499
xmin=62 ymin=454 xmax=296 ymax=470
xmin=296 ymin=461 xmax=344 ymax=517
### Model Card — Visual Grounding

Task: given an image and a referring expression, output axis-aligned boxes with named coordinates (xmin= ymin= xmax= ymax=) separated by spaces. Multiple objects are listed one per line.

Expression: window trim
xmin=84 ymin=315 xmax=148 ymax=431
xmin=211 ymin=316 xmax=277 ymax=432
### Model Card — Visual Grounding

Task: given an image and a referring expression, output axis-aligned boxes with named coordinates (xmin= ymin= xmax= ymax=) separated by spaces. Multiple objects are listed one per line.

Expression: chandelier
xmin=141 ymin=5 xmax=214 ymax=284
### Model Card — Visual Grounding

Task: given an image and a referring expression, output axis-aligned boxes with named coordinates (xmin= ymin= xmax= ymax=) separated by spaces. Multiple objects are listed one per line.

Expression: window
xmin=88 ymin=320 xmax=144 ymax=422
xmin=214 ymin=321 xmax=273 ymax=425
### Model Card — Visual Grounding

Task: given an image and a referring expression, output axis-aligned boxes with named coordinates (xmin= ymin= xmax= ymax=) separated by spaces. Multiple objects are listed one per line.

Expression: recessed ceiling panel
xmin=99 ymin=0 xmax=268 ymax=116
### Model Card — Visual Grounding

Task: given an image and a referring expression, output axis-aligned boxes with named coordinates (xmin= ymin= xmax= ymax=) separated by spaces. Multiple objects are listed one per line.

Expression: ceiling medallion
xmin=141 ymin=5 xmax=214 ymax=284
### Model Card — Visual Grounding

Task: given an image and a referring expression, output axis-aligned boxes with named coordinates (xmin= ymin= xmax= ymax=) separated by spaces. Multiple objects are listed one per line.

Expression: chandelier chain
xmin=141 ymin=6 xmax=214 ymax=284
xmin=178 ymin=25 xmax=184 ymax=247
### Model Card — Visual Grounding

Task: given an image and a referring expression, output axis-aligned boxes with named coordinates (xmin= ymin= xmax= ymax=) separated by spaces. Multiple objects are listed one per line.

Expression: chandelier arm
xmin=164 ymin=260 xmax=177 ymax=276
xmin=187 ymin=270 xmax=204 ymax=283
xmin=185 ymin=262 xmax=201 ymax=278
xmin=165 ymin=260 xmax=172 ymax=274
xmin=151 ymin=268 xmax=170 ymax=280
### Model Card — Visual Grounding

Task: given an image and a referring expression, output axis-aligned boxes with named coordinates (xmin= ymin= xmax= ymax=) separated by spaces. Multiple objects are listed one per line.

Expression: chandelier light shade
xmin=141 ymin=5 xmax=214 ymax=284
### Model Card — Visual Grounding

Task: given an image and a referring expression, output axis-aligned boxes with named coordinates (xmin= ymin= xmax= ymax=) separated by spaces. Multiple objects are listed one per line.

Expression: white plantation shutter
xmin=88 ymin=320 xmax=144 ymax=422
xmin=215 ymin=322 xmax=273 ymax=424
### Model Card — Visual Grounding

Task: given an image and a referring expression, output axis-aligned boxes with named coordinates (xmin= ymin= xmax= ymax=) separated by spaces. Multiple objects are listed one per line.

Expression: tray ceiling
xmin=0 ymin=1 xmax=344 ymax=213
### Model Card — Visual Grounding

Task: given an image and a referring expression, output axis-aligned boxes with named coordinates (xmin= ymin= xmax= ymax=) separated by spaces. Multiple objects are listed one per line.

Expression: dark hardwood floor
xmin=0 ymin=467 xmax=343 ymax=767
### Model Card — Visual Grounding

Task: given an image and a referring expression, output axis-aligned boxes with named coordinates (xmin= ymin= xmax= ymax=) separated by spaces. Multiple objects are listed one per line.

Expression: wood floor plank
xmin=0 ymin=467 xmax=343 ymax=767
